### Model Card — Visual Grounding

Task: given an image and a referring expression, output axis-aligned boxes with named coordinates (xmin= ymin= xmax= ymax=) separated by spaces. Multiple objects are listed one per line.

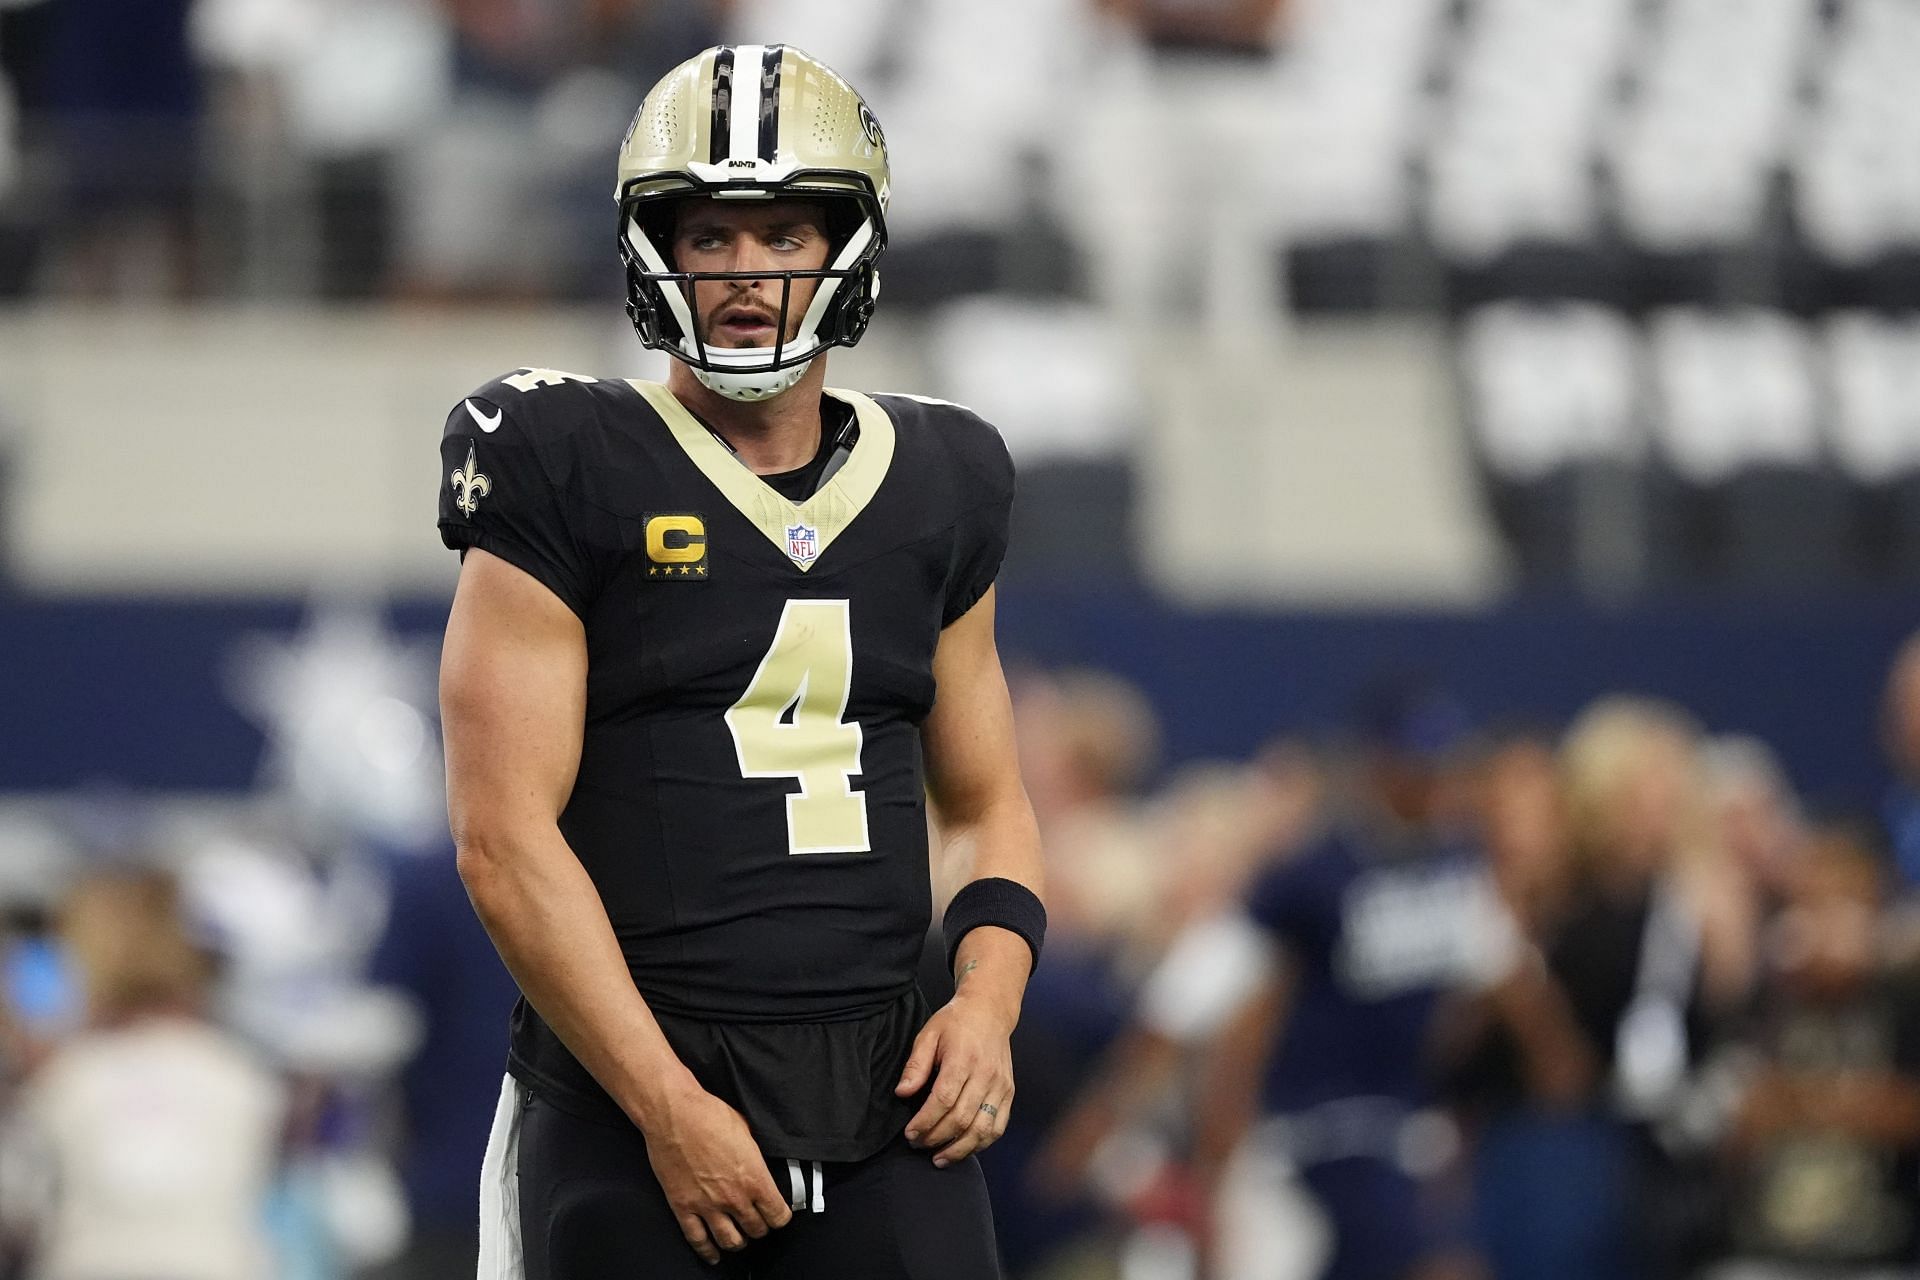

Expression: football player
xmin=438 ymin=45 xmax=1045 ymax=1280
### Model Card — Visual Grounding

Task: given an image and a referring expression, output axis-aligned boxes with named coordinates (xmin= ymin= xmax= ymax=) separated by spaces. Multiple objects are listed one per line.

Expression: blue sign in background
xmin=2 ymin=588 xmax=1914 ymax=812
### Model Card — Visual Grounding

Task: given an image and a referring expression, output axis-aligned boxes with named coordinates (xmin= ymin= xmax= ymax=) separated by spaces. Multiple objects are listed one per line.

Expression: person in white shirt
xmin=5 ymin=868 xmax=286 ymax=1280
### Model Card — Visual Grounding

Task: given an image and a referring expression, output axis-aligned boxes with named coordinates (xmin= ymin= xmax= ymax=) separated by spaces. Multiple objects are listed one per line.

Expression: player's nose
xmin=724 ymin=239 xmax=779 ymax=280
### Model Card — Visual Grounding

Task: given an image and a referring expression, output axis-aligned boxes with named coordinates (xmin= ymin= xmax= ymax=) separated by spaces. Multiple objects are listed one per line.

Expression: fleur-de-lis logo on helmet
xmin=451 ymin=444 xmax=491 ymax=518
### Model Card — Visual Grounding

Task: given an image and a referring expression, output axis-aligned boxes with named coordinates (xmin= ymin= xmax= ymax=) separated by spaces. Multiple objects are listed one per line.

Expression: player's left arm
xmin=896 ymin=583 xmax=1045 ymax=1165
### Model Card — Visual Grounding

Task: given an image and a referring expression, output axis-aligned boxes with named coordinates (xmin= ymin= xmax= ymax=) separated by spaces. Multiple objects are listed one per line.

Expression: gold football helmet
xmin=616 ymin=45 xmax=890 ymax=402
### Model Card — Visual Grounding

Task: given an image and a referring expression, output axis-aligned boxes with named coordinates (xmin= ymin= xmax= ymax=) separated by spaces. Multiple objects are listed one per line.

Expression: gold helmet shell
xmin=617 ymin=44 xmax=890 ymax=212
xmin=616 ymin=45 xmax=890 ymax=401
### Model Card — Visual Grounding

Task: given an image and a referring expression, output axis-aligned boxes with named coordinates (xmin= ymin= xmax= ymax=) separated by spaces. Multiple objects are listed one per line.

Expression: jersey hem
xmin=508 ymin=1058 xmax=911 ymax=1163
xmin=634 ymin=980 xmax=921 ymax=1025
xmin=941 ymin=570 xmax=1000 ymax=628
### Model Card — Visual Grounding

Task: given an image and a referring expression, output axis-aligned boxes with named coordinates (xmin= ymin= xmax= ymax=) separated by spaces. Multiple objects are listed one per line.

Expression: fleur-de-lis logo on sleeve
xmin=451 ymin=444 xmax=492 ymax=518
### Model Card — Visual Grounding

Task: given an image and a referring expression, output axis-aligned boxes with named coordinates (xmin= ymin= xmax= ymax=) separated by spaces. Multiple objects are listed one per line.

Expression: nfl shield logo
xmin=786 ymin=522 xmax=820 ymax=566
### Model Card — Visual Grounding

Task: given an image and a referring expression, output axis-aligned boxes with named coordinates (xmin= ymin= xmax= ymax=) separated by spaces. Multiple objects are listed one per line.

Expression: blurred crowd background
xmin=3 ymin=0 xmax=1920 ymax=1278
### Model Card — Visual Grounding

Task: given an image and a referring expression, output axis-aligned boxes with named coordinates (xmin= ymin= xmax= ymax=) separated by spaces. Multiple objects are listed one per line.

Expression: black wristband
xmin=942 ymin=876 xmax=1046 ymax=976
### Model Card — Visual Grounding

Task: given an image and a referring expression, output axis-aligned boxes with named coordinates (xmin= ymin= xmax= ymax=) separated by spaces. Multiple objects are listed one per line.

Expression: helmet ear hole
xmin=620 ymin=211 xmax=692 ymax=348
xmin=639 ymin=203 xmax=682 ymax=269
xmin=822 ymin=199 xmax=865 ymax=255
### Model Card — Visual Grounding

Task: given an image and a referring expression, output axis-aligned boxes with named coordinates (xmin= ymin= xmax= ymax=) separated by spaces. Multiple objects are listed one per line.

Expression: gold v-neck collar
xmin=629 ymin=380 xmax=896 ymax=572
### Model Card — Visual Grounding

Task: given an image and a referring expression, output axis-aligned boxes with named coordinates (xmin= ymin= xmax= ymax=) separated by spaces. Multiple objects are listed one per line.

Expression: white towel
xmin=477 ymin=1075 xmax=525 ymax=1280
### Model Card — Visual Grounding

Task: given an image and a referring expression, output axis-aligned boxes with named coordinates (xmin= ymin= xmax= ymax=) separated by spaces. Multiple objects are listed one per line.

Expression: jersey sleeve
xmin=437 ymin=382 xmax=596 ymax=618
xmin=1242 ymin=846 xmax=1327 ymax=954
xmin=1136 ymin=911 xmax=1277 ymax=1044
xmin=1236 ymin=855 xmax=1313 ymax=948
xmin=940 ymin=409 xmax=1016 ymax=627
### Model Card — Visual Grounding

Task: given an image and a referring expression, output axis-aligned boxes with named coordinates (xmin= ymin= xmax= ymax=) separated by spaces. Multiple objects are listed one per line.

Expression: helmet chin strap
xmin=686 ymin=333 xmax=822 ymax=402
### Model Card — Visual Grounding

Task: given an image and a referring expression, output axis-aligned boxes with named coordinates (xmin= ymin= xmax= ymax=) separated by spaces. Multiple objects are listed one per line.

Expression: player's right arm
xmin=441 ymin=546 xmax=792 ymax=1262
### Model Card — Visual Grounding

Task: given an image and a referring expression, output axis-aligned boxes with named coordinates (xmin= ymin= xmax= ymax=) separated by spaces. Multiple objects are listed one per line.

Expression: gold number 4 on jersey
xmin=725 ymin=599 xmax=871 ymax=854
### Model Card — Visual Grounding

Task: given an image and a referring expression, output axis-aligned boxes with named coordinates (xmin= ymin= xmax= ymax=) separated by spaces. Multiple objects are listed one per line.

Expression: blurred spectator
xmin=1065 ymin=0 xmax=1292 ymax=341
xmin=0 ymin=46 xmax=15 ymax=194
xmin=13 ymin=0 xmax=203 ymax=296
xmin=1152 ymin=748 xmax=1325 ymax=943
xmin=1013 ymin=667 xmax=1163 ymax=959
xmin=1497 ymin=697 xmax=1753 ymax=1280
xmin=191 ymin=0 xmax=454 ymax=298
xmin=1101 ymin=0 xmax=1291 ymax=57
xmin=1879 ymin=631 xmax=1920 ymax=890
xmin=1 ymin=867 xmax=286 ymax=1280
xmin=1473 ymin=728 xmax=1575 ymax=937
xmin=362 ymin=842 xmax=516 ymax=1280
xmin=971 ymin=669 xmax=1164 ymax=1277
xmin=395 ymin=0 xmax=720 ymax=301
xmin=1557 ymin=697 xmax=1753 ymax=1089
xmin=0 ymin=54 xmax=25 ymax=296
xmin=1177 ymin=687 xmax=1528 ymax=1280
xmin=1703 ymin=736 xmax=1807 ymax=929
xmin=1016 ymin=750 xmax=1322 ymax=1275
xmin=0 ymin=902 xmax=74 ymax=1087
xmin=1706 ymin=823 xmax=1920 ymax=1278
xmin=1449 ymin=726 xmax=1621 ymax=1280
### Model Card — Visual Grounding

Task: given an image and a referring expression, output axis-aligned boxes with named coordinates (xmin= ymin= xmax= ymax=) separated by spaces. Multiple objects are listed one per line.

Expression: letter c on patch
xmin=646 ymin=515 xmax=707 ymax=564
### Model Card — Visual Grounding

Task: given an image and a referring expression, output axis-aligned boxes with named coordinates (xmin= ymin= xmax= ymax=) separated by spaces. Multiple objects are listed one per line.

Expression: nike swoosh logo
xmin=465 ymin=399 xmax=503 ymax=433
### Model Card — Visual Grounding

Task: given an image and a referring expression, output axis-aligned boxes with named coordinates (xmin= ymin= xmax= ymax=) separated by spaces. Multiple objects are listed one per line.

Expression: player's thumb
xmin=895 ymin=1026 xmax=940 ymax=1095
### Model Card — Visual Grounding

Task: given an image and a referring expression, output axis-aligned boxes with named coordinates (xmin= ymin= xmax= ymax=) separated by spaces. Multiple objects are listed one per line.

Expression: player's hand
xmin=894 ymin=990 xmax=1015 ymax=1166
xmin=642 ymin=1084 xmax=793 ymax=1264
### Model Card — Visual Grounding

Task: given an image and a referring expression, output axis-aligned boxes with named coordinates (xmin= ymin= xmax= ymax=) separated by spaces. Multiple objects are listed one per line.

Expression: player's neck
xmin=666 ymin=357 xmax=832 ymax=475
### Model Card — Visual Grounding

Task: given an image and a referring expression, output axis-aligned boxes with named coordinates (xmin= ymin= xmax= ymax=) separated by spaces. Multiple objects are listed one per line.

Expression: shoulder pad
xmin=447 ymin=368 xmax=606 ymax=444
xmin=490 ymin=367 xmax=604 ymax=396
xmin=875 ymin=392 xmax=1011 ymax=490
xmin=872 ymin=391 xmax=979 ymax=416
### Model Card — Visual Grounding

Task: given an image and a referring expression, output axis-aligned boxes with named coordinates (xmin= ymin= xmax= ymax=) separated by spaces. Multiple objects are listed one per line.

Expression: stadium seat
xmin=1792 ymin=0 xmax=1920 ymax=306
xmin=926 ymin=297 xmax=1137 ymax=464
xmin=1611 ymin=0 xmax=1814 ymax=255
xmin=1269 ymin=0 xmax=1438 ymax=242
xmin=1268 ymin=0 xmax=1448 ymax=310
xmin=1459 ymin=302 xmax=1644 ymax=588
xmin=1645 ymin=309 xmax=1847 ymax=585
xmin=925 ymin=297 xmax=1140 ymax=580
xmin=1428 ymin=0 xmax=1636 ymax=258
xmin=1824 ymin=311 xmax=1920 ymax=576
xmin=876 ymin=0 xmax=1101 ymax=306
xmin=1429 ymin=0 xmax=1636 ymax=311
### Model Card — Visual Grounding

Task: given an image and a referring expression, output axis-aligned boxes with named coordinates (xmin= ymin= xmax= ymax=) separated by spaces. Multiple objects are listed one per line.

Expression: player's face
xmin=672 ymin=199 xmax=832 ymax=349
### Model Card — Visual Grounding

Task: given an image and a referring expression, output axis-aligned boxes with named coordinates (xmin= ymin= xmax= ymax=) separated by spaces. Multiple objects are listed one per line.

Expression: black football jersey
xmin=437 ymin=368 xmax=1012 ymax=1159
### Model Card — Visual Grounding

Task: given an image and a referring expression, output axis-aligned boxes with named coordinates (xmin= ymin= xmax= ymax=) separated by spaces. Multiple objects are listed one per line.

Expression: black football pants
xmin=516 ymin=1087 xmax=1004 ymax=1280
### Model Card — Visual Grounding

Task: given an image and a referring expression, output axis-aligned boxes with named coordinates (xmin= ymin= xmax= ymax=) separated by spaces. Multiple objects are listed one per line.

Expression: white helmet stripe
xmin=729 ymin=44 xmax=767 ymax=163
xmin=707 ymin=46 xmax=734 ymax=166
xmin=625 ymin=215 xmax=698 ymax=341
xmin=796 ymin=218 xmax=874 ymax=336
